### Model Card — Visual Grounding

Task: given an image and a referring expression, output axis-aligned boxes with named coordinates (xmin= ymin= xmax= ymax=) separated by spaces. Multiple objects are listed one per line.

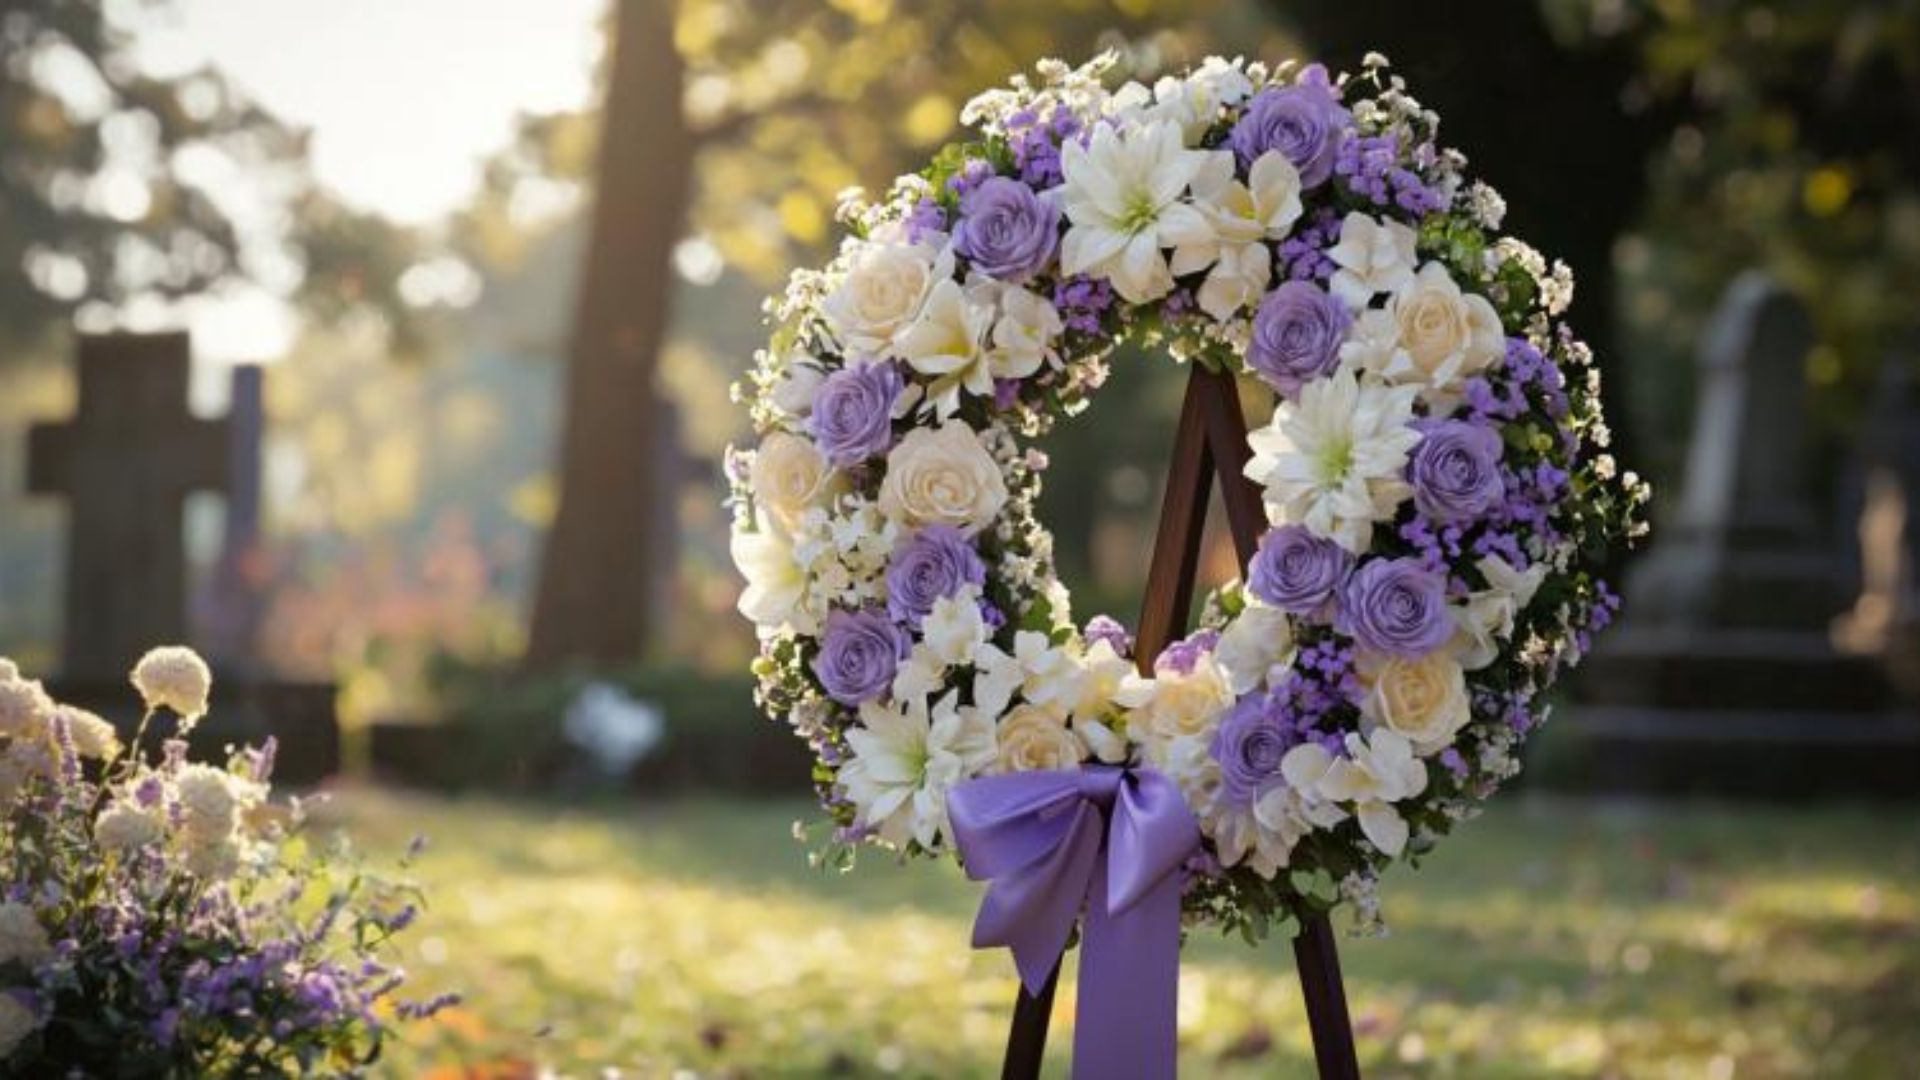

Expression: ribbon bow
xmin=947 ymin=765 xmax=1201 ymax=1079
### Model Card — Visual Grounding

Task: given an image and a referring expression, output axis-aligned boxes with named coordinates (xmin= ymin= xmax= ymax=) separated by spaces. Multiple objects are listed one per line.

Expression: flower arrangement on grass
xmin=729 ymin=52 xmax=1649 ymax=938
xmin=0 ymin=649 xmax=453 ymax=1074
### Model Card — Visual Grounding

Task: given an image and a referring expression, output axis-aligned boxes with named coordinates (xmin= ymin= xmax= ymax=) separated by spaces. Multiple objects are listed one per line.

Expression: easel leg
xmin=1293 ymin=914 xmax=1362 ymax=1079
xmin=1001 ymin=960 xmax=1060 ymax=1080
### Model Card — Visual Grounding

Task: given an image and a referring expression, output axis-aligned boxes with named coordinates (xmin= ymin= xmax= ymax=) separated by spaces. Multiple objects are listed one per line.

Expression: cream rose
xmin=1357 ymin=650 xmax=1470 ymax=756
xmin=822 ymin=237 xmax=952 ymax=358
xmin=750 ymin=432 xmax=841 ymax=532
xmin=1117 ymin=659 xmax=1235 ymax=743
xmin=1385 ymin=262 xmax=1504 ymax=390
xmin=995 ymin=704 xmax=1084 ymax=773
xmin=877 ymin=424 xmax=1008 ymax=535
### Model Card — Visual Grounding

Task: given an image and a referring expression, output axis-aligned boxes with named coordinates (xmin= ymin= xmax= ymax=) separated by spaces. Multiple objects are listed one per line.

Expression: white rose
xmin=994 ymin=704 xmax=1084 ymax=773
xmin=750 ymin=432 xmax=842 ymax=533
xmin=877 ymin=424 xmax=1008 ymax=535
xmin=1357 ymin=650 xmax=1470 ymax=756
xmin=1327 ymin=212 xmax=1417 ymax=309
xmin=770 ymin=358 xmax=826 ymax=418
xmin=1385 ymin=262 xmax=1503 ymax=390
xmin=1214 ymin=603 xmax=1296 ymax=694
xmin=822 ymin=237 xmax=953 ymax=358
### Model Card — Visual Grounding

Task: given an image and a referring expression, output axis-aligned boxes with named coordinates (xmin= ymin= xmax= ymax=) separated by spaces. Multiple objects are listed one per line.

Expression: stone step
xmin=1535 ymin=705 xmax=1920 ymax=798
xmin=1574 ymin=630 xmax=1894 ymax=712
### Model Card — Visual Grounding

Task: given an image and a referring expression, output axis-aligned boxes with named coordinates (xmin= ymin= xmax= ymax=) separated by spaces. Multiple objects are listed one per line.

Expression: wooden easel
xmin=999 ymin=364 xmax=1362 ymax=1079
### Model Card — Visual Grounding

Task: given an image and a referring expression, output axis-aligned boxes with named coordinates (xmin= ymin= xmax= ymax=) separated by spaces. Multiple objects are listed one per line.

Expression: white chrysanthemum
xmin=0 ymin=679 xmax=51 ymax=741
xmin=840 ymin=690 xmax=997 ymax=849
xmin=0 ymin=903 xmax=50 ymax=968
xmin=55 ymin=706 xmax=119 ymax=760
xmin=1169 ymin=150 xmax=1301 ymax=320
xmin=1280 ymin=729 xmax=1428 ymax=856
xmin=0 ymin=992 xmax=36 ymax=1059
xmin=95 ymin=800 xmax=166 ymax=852
xmin=1327 ymin=211 xmax=1418 ymax=308
xmin=1059 ymin=119 xmax=1210 ymax=303
xmin=1244 ymin=368 xmax=1421 ymax=553
xmin=131 ymin=646 xmax=211 ymax=722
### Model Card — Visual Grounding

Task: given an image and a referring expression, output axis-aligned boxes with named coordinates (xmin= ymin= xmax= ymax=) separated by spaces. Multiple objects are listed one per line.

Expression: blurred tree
xmin=512 ymin=0 xmax=1280 ymax=668
xmin=0 ymin=0 xmax=433 ymax=360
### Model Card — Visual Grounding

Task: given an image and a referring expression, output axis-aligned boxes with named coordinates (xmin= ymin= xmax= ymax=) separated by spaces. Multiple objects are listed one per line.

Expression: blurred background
xmin=0 ymin=0 xmax=1916 ymax=1075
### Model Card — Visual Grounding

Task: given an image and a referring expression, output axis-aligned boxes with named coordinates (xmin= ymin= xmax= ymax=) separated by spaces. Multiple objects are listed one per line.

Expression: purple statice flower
xmin=1408 ymin=419 xmax=1506 ymax=524
xmin=1083 ymin=615 xmax=1134 ymax=658
xmin=1155 ymin=629 xmax=1220 ymax=676
xmin=1008 ymin=105 xmax=1082 ymax=188
xmin=1209 ymin=695 xmax=1296 ymax=806
xmin=1332 ymin=133 xmax=1448 ymax=215
xmin=945 ymin=157 xmax=998 ymax=203
xmin=1246 ymin=280 xmax=1352 ymax=399
xmin=885 ymin=526 xmax=987 ymax=626
xmin=811 ymin=607 xmax=910 ymax=705
xmin=1439 ymin=747 xmax=1469 ymax=779
xmin=903 ymin=197 xmax=947 ymax=244
xmin=1227 ymin=65 xmax=1352 ymax=187
xmin=1248 ymin=525 xmax=1353 ymax=621
xmin=1278 ymin=207 xmax=1342 ymax=282
xmin=1053 ymin=275 xmax=1115 ymax=335
xmin=1337 ymin=557 xmax=1454 ymax=658
xmin=952 ymin=176 xmax=1060 ymax=284
xmin=807 ymin=361 xmax=903 ymax=468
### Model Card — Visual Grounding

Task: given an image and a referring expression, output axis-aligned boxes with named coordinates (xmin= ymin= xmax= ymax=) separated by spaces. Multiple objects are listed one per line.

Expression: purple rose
xmin=952 ymin=176 xmax=1060 ymax=283
xmin=1247 ymin=525 xmax=1353 ymax=620
xmin=1209 ymin=695 xmax=1292 ymax=806
xmin=1228 ymin=68 xmax=1351 ymax=187
xmin=1409 ymin=420 xmax=1505 ymax=524
xmin=808 ymin=361 xmax=903 ymax=468
xmin=812 ymin=608 xmax=909 ymax=705
xmin=1337 ymin=557 xmax=1454 ymax=658
xmin=1247 ymin=281 xmax=1352 ymax=398
xmin=885 ymin=526 xmax=986 ymax=626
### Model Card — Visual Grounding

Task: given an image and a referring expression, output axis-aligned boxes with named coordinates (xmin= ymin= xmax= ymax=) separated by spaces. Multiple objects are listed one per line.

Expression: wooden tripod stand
xmin=998 ymin=364 xmax=1362 ymax=1079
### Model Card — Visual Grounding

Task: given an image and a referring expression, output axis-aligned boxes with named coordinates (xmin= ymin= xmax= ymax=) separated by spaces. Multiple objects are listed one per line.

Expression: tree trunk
xmin=525 ymin=0 xmax=690 ymax=670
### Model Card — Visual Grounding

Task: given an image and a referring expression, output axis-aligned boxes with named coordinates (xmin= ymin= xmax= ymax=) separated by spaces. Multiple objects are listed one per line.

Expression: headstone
xmin=27 ymin=332 xmax=228 ymax=680
xmin=25 ymin=333 xmax=339 ymax=784
xmin=1564 ymin=274 xmax=1920 ymax=797
xmin=1833 ymin=353 xmax=1920 ymax=695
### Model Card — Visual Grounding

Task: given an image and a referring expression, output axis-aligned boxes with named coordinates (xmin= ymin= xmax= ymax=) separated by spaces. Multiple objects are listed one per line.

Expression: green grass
xmin=320 ymin=790 xmax=1920 ymax=1078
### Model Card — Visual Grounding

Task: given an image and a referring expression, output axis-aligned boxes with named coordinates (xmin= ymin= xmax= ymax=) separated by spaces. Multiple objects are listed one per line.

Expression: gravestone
xmin=25 ymin=332 xmax=338 ymax=784
xmin=1565 ymin=274 xmax=1920 ymax=796
xmin=27 ymin=332 xmax=228 ymax=679
xmin=1833 ymin=353 xmax=1920 ymax=695
xmin=197 ymin=364 xmax=268 ymax=674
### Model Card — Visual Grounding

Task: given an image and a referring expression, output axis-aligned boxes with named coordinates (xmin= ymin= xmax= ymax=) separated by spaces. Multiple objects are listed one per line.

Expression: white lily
xmin=841 ymin=690 xmax=998 ymax=849
xmin=1327 ymin=211 xmax=1418 ymax=309
xmin=1280 ymin=729 xmax=1428 ymax=856
xmin=1059 ymin=120 xmax=1210 ymax=303
xmin=730 ymin=513 xmax=809 ymax=634
xmin=1168 ymin=150 xmax=1305 ymax=318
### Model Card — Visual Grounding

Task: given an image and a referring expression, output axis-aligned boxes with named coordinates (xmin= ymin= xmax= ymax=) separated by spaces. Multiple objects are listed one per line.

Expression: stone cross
xmin=27 ymin=332 xmax=230 ymax=679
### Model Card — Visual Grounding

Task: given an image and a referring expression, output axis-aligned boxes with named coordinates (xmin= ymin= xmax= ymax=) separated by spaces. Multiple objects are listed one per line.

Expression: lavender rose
xmin=1228 ymin=67 xmax=1352 ymax=187
xmin=885 ymin=526 xmax=987 ymax=626
xmin=808 ymin=361 xmax=903 ymax=468
xmin=952 ymin=176 xmax=1060 ymax=284
xmin=1408 ymin=419 xmax=1505 ymax=523
xmin=1248 ymin=525 xmax=1353 ymax=620
xmin=1209 ymin=695 xmax=1292 ymax=806
xmin=1247 ymin=281 xmax=1352 ymax=398
xmin=1337 ymin=557 xmax=1454 ymax=658
xmin=812 ymin=608 xmax=909 ymax=705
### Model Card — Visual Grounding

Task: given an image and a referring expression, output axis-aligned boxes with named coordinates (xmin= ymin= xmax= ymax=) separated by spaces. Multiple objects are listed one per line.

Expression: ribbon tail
xmin=1071 ymin=853 xmax=1185 ymax=1080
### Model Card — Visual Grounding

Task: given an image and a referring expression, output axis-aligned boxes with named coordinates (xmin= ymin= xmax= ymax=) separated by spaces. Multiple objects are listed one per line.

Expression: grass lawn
xmin=321 ymin=789 xmax=1920 ymax=1078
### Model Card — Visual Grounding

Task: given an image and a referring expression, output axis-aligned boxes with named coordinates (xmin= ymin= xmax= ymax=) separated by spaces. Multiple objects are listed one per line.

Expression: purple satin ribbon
xmin=947 ymin=765 xmax=1201 ymax=1079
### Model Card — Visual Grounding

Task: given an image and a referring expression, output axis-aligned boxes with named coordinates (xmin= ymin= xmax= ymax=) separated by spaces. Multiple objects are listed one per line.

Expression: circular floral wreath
xmin=729 ymin=53 xmax=1649 ymax=935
